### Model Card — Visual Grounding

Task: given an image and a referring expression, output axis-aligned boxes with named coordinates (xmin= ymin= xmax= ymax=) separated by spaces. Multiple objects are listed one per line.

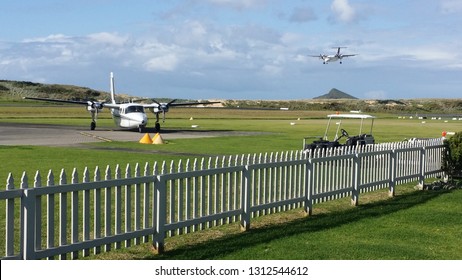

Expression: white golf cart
xmin=303 ymin=113 xmax=376 ymax=151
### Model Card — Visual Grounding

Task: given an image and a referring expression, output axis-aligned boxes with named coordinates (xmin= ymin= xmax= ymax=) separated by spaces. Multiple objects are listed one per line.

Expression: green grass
xmin=1 ymin=119 xmax=456 ymax=185
xmin=1 ymin=106 xmax=461 ymax=260
xmin=85 ymin=185 xmax=462 ymax=260
xmin=2 ymin=114 xmax=459 ymax=185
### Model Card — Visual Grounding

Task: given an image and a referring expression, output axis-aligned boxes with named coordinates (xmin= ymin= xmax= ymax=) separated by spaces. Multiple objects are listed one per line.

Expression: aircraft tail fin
xmin=110 ymin=72 xmax=116 ymax=104
xmin=333 ymin=47 xmax=346 ymax=56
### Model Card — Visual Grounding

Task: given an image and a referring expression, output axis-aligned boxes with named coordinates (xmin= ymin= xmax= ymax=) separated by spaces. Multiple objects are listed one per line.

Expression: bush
xmin=442 ymin=131 xmax=462 ymax=180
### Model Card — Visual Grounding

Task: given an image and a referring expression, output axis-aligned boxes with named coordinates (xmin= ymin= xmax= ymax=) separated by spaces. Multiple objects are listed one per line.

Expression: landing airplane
xmin=24 ymin=72 xmax=220 ymax=132
xmin=310 ymin=47 xmax=357 ymax=64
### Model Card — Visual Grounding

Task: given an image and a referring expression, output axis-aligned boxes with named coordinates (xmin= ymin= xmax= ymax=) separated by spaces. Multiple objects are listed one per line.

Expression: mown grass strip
xmin=85 ymin=185 xmax=462 ymax=260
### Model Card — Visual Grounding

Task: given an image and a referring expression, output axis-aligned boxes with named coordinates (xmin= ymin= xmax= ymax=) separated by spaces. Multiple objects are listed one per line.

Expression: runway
xmin=0 ymin=122 xmax=254 ymax=146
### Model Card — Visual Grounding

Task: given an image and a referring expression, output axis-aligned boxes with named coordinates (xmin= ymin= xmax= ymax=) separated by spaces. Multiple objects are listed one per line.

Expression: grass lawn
xmin=1 ymin=106 xmax=461 ymax=260
xmin=86 ymin=184 xmax=462 ymax=260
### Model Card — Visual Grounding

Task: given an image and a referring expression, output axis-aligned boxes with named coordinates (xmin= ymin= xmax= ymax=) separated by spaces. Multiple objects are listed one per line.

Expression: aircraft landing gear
xmin=90 ymin=110 xmax=98 ymax=130
xmin=155 ymin=122 xmax=161 ymax=132
xmin=138 ymin=125 xmax=145 ymax=133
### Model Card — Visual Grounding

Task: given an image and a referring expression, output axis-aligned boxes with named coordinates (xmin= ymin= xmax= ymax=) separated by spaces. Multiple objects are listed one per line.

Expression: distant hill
xmin=0 ymin=79 xmax=113 ymax=101
xmin=0 ymin=80 xmax=199 ymax=104
xmin=314 ymin=88 xmax=358 ymax=99
xmin=2 ymin=79 xmax=461 ymax=114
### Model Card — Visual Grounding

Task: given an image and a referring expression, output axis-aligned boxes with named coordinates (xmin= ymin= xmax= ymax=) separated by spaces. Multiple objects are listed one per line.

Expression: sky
xmin=1 ymin=0 xmax=461 ymax=100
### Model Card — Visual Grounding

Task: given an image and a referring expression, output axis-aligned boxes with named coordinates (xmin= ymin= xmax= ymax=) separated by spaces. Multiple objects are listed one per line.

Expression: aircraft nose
xmin=142 ymin=114 xmax=148 ymax=125
xmin=132 ymin=113 xmax=147 ymax=125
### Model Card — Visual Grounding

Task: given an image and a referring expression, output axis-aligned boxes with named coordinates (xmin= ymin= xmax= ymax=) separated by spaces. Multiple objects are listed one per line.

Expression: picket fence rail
xmin=1 ymin=139 xmax=444 ymax=260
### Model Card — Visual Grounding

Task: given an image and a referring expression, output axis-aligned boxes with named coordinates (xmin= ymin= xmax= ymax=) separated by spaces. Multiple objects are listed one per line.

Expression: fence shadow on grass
xmin=146 ymin=189 xmax=449 ymax=260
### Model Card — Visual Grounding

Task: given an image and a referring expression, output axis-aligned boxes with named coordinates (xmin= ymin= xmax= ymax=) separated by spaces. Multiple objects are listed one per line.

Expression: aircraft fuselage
xmin=111 ymin=104 xmax=148 ymax=130
xmin=323 ymin=55 xmax=343 ymax=64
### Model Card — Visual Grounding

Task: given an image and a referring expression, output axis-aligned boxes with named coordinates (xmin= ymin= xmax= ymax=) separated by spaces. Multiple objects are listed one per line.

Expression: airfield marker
xmin=152 ymin=133 xmax=165 ymax=145
xmin=139 ymin=133 xmax=153 ymax=144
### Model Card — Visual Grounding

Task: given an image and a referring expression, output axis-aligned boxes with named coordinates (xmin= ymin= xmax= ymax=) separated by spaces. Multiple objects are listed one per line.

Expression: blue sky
xmin=1 ymin=0 xmax=461 ymax=100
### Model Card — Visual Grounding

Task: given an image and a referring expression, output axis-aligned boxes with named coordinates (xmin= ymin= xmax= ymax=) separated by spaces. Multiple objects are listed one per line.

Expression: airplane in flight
xmin=24 ymin=72 xmax=220 ymax=132
xmin=310 ymin=47 xmax=357 ymax=64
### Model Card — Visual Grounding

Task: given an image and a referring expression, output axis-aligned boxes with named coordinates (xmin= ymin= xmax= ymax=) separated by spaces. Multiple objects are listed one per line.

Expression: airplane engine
xmin=160 ymin=104 xmax=170 ymax=113
xmin=87 ymin=101 xmax=104 ymax=112
xmin=149 ymin=107 xmax=160 ymax=114
xmin=87 ymin=105 xmax=96 ymax=112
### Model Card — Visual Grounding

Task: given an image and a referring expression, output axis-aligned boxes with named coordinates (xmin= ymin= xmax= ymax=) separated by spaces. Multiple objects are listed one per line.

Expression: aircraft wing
xmin=141 ymin=100 xmax=220 ymax=109
xmin=168 ymin=101 xmax=221 ymax=107
xmin=24 ymin=96 xmax=89 ymax=105
xmin=341 ymin=54 xmax=357 ymax=57
xmin=101 ymin=103 xmax=120 ymax=109
xmin=23 ymin=96 xmax=115 ymax=109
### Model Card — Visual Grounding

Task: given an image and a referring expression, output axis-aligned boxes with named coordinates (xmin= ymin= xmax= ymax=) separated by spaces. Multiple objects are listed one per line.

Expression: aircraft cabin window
xmin=126 ymin=106 xmax=145 ymax=113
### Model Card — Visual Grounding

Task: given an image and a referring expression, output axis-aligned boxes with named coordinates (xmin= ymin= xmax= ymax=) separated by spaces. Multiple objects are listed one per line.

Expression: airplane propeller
xmin=87 ymin=100 xmax=104 ymax=110
xmin=152 ymin=99 xmax=178 ymax=122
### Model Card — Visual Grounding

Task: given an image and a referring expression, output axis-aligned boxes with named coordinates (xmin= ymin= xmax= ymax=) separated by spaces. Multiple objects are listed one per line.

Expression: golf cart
xmin=303 ymin=113 xmax=376 ymax=151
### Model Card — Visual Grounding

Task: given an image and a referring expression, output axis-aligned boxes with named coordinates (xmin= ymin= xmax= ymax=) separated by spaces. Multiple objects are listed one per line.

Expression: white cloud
xmin=440 ymin=0 xmax=462 ymax=14
xmin=331 ymin=0 xmax=356 ymax=23
xmin=392 ymin=44 xmax=462 ymax=69
xmin=0 ymin=32 xmax=134 ymax=80
xmin=205 ymin=0 xmax=267 ymax=10
xmin=2 ymin=1 xmax=461 ymax=100
xmin=144 ymin=54 xmax=179 ymax=72
xmin=170 ymin=20 xmax=210 ymax=47
xmin=22 ymin=34 xmax=73 ymax=43
xmin=289 ymin=7 xmax=317 ymax=23
xmin=407 ymin=48 xmax=452 ymax=62
xmin=86 ymin=32 xmax=129 ymax=46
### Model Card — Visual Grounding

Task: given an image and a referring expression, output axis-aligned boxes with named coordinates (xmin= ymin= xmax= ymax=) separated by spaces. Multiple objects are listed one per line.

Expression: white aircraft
xmin=24 ymin=72 xmax=220 ymax=132
xmin=310 ymin=47 xmax=357 ymax=64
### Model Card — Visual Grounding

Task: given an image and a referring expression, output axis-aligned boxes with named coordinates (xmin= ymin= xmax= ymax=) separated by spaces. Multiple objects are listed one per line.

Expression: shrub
xmin=442 ymin=131 xmax=462 ymax=180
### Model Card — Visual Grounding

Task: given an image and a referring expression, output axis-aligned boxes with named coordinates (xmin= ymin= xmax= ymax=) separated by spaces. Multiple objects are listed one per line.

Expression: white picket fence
xmin=0 ymin=139 xmax=444 ymax=260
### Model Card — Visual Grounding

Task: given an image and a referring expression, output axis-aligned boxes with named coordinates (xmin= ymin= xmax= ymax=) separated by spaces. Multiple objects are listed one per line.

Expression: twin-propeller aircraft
xmin=310 ymin=47 xmax=357 ymax=64
xmin=24 ymin=73 xmax=220 ymax=132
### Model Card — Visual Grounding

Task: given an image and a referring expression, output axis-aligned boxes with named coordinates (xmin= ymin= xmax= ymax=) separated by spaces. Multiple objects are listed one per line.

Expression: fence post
xmin=240 ymin=165 xmax=251 ymax=231
xmin=71 ymin=168 xmax=79 ymax=259
xmin=304 ymin=159 xmax=313 ymax=216
xmin=82 ymin=168 xmax=90 ymax=257
xmin=21 ymin=173 xmax=36 ymax=260
xmin=153 ymin=175 xmax=166 ymax=253
xmin=389 ymin=150 xmax=396 ymax=197
xmin=59 ymin=169 xmax=68 ymax=260
xmin=93 ymin=167 xmax=101 ymax=255
xmin=6 ymin=174 xmax=15 ymax=258
xmin=23 ymin=189 xmax=37 ymax=260
xmin=351 ymin=154 xmax=360 ymax=206
xmin=419 ymin=147 xmax=426 ymax=187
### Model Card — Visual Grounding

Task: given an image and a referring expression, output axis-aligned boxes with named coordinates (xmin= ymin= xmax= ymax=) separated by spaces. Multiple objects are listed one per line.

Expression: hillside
xmin=0 ymin=80 xmax=204 ymax=104
xmin=0 ymin=80 xmax=130 ymax=102
xmin=223 ymin=98 xmax=462 ymax=114
xmin=314 ymin=88 xmax=358 ymax=99
xmin=1 ymin=79 xmax=461 ymax=114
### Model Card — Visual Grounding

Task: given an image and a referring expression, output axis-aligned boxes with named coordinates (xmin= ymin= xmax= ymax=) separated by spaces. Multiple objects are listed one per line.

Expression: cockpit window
xmin=125 ymin=106 xmax=145 ymax=113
